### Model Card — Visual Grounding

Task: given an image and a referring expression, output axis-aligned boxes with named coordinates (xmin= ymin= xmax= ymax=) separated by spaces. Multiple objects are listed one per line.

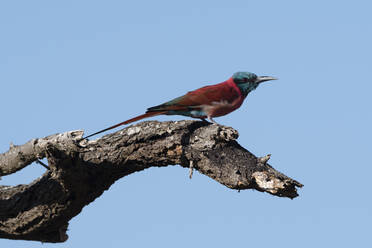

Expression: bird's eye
xmin=243 ymin=78 xmax=248 ymax=83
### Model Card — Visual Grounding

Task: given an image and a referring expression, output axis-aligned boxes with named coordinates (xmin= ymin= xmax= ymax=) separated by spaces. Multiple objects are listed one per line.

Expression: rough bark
xmin=0 ymin=120 xmax=303 ymax=243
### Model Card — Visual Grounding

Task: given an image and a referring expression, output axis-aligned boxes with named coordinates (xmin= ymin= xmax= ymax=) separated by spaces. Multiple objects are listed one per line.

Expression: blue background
xmin=1 ymin=0 xmax=371 ymax=247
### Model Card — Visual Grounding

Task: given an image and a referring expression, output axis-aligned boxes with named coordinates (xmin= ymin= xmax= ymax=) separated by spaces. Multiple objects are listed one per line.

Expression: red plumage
xmin=84 ymin=77 xmax=244 ymax=139
xmin=146 ymin=77 xmax=244 ymax=117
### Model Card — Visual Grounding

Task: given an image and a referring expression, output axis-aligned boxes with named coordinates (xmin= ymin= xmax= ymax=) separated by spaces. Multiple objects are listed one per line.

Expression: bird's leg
xmin=200 ymin=118 xmax=209 ymax=123
xmin=207 ymin=116 xmax=218 ymax=124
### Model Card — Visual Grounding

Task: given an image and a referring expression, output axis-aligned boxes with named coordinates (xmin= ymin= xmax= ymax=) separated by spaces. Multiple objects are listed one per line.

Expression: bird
xmin=84 ymin=71 xmax=277 ymax=139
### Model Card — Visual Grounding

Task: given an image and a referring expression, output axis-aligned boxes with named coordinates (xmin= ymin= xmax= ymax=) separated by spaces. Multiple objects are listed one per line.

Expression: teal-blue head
xmin=232 ymin=71 xmax=277 ymax=96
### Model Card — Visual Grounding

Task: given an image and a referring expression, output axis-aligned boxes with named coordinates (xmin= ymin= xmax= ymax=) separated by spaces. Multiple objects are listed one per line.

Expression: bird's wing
xmin=147 ymin=81 xmax=240 ymax=112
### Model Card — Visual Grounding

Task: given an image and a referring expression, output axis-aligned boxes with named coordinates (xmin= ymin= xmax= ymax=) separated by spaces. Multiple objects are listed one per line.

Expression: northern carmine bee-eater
xmin=84 ymin=72 xmax=277 ymax=139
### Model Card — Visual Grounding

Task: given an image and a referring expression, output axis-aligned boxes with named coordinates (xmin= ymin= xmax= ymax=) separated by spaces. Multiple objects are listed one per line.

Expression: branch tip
xmin=189 ymin=161 xmax=194 ymax=179
xmin=258 ymin=154 xmax=271 ymax=164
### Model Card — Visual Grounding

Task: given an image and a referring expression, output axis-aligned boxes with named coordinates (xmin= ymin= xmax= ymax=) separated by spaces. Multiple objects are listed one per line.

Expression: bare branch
xmin=0 ymin=120 xmax=302 ymax=243
xmin=0 ymin=131 xmax=83 ymax=176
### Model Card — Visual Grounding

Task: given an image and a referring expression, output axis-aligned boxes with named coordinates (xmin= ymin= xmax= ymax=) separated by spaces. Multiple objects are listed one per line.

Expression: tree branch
xmin=0 ymin=120 xmax=303 ymax=243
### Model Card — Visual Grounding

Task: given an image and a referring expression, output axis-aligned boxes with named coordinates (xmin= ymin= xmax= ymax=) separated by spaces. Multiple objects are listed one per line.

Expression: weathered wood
xmin=0 ymin=120 xmax=302 ymax=243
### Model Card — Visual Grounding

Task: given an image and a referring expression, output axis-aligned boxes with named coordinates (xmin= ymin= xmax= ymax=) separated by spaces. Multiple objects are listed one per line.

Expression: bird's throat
xmin=236 ymin=82 xmax=258 ymax=97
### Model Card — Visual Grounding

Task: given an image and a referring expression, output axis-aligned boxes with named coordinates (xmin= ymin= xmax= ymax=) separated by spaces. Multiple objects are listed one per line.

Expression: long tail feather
xmin=84 ymin=111 xmax=165 ymax=139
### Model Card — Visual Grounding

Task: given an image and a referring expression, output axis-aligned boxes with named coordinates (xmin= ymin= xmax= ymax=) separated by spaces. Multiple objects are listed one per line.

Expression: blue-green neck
xmin=236 ymin=82 xmax=259 ymax=97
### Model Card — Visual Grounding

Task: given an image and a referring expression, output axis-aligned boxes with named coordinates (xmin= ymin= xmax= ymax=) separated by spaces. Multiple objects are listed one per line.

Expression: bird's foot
xmin=207 ymin=116 xmax=218 ymax=125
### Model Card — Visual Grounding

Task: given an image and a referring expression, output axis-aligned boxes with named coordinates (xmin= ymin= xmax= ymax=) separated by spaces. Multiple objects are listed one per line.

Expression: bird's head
xmin=232 ymin=71 xmax=277 ymax=95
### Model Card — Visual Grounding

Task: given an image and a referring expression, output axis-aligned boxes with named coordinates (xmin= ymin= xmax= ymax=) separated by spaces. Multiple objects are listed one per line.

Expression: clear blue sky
xmin=1 ymin=0 xmax=371 ymax=247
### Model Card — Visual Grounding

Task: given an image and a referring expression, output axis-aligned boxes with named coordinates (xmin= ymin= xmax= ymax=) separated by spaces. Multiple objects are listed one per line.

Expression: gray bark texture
xmin=0 ymin=120 xmax=303 ymax=243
